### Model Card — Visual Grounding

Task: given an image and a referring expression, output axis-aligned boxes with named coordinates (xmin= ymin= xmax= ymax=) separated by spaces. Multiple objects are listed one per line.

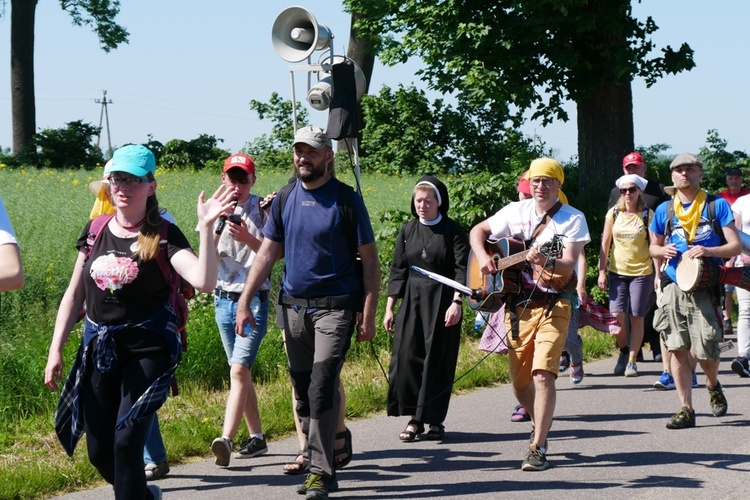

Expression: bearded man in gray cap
xmin=650 ymin=153 xmax=740 ymax=429
xmin=235 ymin=126 xmax=380 ymax=499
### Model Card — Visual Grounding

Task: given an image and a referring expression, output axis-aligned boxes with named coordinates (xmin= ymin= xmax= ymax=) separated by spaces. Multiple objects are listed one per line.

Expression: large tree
xmin=344 ymin=0 xmax=694 ymax=208
xmin=7 ymin=0 xmax=128 ymax=154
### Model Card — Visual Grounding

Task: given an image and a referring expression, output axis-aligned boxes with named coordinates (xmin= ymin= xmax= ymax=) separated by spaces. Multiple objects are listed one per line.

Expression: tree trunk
xmin=10 ymin=0 xmax=38 ymax=155
xmin=576 ymin=79 xmax=634 ymax=211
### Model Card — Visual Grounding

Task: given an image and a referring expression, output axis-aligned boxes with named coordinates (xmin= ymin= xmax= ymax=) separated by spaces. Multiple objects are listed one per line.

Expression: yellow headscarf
xmin=673 ymin=189 xmax=707 ymax=243
xmin=528 ymin=157 xmax=568 ymax=204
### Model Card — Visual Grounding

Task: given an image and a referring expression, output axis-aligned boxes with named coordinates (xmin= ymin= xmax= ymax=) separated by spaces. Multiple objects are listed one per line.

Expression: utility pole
xmin=95 ymin=90 xmax=113 ymax=158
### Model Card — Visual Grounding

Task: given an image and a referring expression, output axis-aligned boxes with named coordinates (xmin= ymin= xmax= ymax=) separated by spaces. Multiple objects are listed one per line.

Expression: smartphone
xmin=228 ymin=214 xmax=242 ymax=225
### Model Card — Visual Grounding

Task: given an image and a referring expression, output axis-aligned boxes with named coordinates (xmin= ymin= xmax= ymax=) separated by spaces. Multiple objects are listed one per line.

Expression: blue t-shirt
xmin=263 ymin=178 xmax=375 ymax=298
xmin=650 ymin=195 xmax=734 ymax=282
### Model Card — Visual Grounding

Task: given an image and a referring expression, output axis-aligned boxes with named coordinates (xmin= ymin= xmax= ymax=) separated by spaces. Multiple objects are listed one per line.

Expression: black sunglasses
xmin=619 ymin=186 xmax=638 ymax=194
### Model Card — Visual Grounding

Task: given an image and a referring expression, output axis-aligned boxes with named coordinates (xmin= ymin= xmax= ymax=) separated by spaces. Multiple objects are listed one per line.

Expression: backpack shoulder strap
xmin=84 ymin=214 xmax=116 ymax=260
xmin=155 ymin=219 xmax=173 ymax=286
xmin=336 ymin=182 xmax=360 ymax=254
xmin=706 ymin=194 xmax=727 ymax=245
xmin=272 ymin=181 xmax=296 ymax=227
xmin=665 ymin=200 xmax=675 ymax=239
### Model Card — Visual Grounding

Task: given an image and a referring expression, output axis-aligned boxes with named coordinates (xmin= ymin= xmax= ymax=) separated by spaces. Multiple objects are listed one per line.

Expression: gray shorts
xmin=653 ymin=282 xmax=722 ymax=361
xmin=608 ymin=272 xmax=654 ymax=317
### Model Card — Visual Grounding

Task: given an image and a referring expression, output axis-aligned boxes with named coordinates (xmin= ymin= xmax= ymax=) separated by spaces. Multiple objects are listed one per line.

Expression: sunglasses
xmin=619 ymin=186 xmax=638 ymax=195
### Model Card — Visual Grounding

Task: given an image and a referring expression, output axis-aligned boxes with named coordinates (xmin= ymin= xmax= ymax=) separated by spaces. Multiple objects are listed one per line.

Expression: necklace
xmin=115 ymin=216 xmax=146 ymax=230
xmin=420 ymin=227 xmax=435 ymax=260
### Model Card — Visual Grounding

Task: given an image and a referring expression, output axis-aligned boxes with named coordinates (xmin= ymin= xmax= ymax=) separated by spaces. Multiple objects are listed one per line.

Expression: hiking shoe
xmin=624 ymin=360 xmax=638 ymax=377
xmin=666 ymin=406 xmax=696 ymax=429
xmin=731 ymin=357 xmax=750 ymax=378
xmin=570 ymin=363 xmax=584 ymax=385
xmin=144 ymin=461 xmax=169 ymax=481
xmin=211 ymin=437 xmax=232 ymax=467
xmin=614 ymin=349 xmax=629 ymax=376
xmin=234 ymin=436 xmax=268 ymax=459
xmin=296 ymin=473 xmax=338 ymax=497
xmin=654 ymin=371 xmax=675 ymax=390
xmin=723 ymin=317 xmax=733 ymax=334
xmin=521 ymin=444 xmax=550 ymax=471
xmin=708 ymin=382 xmax=728 ymax=417
xmin=559 ymin=351 xmax=571 ymax=372
xmin=692 ymin=371 xmax=698 ymax=388
xmin=146 ymin=484 xmax=162 ymax=500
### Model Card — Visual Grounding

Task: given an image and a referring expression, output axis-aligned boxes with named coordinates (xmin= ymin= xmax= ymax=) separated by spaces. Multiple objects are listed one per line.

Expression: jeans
xmin=143 ymin=414 xmax=166 ymax=465
xmin=214 ymin=291 xmax=269 ymax=368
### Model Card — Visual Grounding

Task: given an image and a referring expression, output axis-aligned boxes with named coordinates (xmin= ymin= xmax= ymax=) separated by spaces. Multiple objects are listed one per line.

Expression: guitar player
xmin=469 ymin=157 xmax=590 ymax=472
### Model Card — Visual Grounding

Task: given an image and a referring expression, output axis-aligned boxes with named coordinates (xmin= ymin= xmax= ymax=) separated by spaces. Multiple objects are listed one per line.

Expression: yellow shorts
xmin=505 ymin=298 xmax=571 ymax=388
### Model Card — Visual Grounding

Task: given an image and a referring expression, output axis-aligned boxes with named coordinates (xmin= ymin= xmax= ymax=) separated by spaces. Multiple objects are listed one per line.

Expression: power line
xmin=94 ymin=90 xmax=113 ymax=157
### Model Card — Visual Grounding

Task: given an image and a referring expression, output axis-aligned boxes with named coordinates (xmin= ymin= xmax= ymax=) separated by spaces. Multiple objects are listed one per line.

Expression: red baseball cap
xmin=223 ymin=153 xmax=256 ymax=175
xmin=622 ymin=152 xmax=645 ymax=168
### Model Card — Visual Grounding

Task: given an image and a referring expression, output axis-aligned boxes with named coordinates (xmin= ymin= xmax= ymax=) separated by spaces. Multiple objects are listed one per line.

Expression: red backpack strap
xmin=85 ymin=214 xmax=116 ymax=260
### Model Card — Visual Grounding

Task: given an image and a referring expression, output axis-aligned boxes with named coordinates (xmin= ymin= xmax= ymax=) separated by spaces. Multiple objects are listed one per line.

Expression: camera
xmin=228 ymin=214 xmax=242 ymax=225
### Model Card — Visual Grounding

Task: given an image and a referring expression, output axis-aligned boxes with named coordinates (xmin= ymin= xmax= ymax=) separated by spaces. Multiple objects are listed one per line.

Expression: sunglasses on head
xmin=619 ymin=186 xmax=638 ymax=195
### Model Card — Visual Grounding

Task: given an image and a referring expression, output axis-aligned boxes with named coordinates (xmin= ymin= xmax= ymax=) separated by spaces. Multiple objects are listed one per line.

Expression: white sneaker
xmin=624 ymin=360 xmax=638 ymax=377
xmin=211 ymin=437 xmax=232 ymax=467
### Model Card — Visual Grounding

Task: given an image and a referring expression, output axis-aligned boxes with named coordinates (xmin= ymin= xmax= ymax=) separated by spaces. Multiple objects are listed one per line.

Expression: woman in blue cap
xmin=44 ymin=144 xmax=235 ymax=500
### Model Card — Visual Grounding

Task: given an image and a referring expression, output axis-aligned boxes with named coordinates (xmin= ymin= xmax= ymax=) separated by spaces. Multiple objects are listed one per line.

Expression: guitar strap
xmin=509 ymin=200 xmax=563 ymax=340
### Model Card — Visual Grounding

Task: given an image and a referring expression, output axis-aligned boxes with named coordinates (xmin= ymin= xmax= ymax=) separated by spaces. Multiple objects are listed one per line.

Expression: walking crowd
xmin=0 ymin=126 xmax=742 ymax=499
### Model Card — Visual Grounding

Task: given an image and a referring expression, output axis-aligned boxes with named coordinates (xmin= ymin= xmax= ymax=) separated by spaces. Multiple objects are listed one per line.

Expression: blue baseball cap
xmin=109 ymin=145 xmax=156 ymax=177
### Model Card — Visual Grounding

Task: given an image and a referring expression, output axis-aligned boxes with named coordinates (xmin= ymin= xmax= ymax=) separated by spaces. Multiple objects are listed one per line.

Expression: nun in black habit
xmin=384 ymin=175 xmax=469 ymax=441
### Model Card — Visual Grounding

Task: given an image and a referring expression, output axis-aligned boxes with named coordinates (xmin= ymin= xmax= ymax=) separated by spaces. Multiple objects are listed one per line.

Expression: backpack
xmin=84 ymin=214 xmax=195 ymax=351
xmin=664 ymin=194 xmax=726 ymax=245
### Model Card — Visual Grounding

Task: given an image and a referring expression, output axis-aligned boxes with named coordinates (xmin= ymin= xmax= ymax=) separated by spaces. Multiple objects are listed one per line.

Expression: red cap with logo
xmin=622 ymin=152 xmax=645 ymax=168
xmin=223 ymin=153 xmax=256 ymax=175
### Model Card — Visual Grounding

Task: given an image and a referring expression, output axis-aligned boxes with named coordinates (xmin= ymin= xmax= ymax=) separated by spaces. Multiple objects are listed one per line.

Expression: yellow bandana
xmin=88 ymin=187 xmax=115 ymax=219
xmin=528 ymin=157 xmax=568 ymax=204
xmin=673 ymin=189 xmax=706 ymax=243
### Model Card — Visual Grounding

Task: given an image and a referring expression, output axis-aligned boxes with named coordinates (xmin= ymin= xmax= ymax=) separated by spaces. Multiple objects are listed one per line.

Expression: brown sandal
xmin=282 ymin=450 xmax=309 ymax=475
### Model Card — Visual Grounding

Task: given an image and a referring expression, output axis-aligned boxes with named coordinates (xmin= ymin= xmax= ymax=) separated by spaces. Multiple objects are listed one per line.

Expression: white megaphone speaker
xmin=272 ymin=6 xmax=333 ymax=63
xmin=306 ymin=55 xmax=367 ymax=111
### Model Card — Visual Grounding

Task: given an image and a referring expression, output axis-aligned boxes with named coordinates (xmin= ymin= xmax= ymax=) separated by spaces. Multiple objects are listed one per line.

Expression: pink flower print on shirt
xmin=90 ymin=253 xmax=139 ymax=292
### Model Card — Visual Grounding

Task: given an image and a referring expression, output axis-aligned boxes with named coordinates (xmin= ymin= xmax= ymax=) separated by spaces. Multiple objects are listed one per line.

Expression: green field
xmin=0 ymin=165 xmax=614 ymax=499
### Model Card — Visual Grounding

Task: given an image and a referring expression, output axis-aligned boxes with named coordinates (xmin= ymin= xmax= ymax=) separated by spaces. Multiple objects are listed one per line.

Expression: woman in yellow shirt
xmin=598 ymin=174 xmax=656 ymax=377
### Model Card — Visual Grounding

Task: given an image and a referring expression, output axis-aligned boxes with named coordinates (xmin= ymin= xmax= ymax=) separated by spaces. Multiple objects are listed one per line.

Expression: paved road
xmin=55 ymin=342 xmax=750 ymax=499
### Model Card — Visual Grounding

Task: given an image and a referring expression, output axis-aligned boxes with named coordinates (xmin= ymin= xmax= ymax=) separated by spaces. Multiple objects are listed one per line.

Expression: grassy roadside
xmin=1 ymin=327 xmax=614 ymax=500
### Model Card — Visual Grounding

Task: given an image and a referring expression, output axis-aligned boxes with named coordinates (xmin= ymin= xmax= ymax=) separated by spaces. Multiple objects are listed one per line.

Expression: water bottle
xmin=474 ymin=312 xmax=486 ymax=331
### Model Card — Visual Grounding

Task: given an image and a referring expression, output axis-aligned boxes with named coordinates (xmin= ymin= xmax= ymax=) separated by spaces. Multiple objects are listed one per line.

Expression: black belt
xmin=215 ymin=289 xmax=268 ymax=303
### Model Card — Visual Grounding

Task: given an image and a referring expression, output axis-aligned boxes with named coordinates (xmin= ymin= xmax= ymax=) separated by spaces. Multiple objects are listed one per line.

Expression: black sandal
xmin=334 ymin=427 xmax=353 ymax=470
xmin=282 ymin=450 xmax=309 ymax=475
xmin=399 ymin=419 xmax=424 ymax=442
xmin=426 ymin=423 xmax=445 ymax=440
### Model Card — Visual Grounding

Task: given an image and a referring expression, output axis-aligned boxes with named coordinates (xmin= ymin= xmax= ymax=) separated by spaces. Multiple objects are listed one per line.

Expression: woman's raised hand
xmin=197 ymin=185 xmax=235 ymax=227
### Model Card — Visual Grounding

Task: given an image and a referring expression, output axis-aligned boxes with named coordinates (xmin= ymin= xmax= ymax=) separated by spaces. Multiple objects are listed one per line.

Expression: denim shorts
xmin=214 ymin=291 xmax=269 ymax=368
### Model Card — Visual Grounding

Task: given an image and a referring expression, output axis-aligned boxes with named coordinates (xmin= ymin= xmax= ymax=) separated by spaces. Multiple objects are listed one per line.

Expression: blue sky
xmin=0 ymin=1 xmax=747 ymax=162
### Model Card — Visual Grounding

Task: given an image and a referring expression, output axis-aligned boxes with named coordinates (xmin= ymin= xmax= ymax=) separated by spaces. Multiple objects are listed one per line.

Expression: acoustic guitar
xmin=466 ymin=236 xmax=564 ymax=312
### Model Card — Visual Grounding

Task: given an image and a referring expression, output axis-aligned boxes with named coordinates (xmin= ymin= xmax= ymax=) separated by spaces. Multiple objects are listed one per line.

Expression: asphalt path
xmin=55 ymin=339 xmax=750 ymax=499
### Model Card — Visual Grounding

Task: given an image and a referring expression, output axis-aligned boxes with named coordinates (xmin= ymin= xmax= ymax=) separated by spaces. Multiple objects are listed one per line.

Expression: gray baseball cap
xmin=293 ymin=126 xmax=332 ymax=149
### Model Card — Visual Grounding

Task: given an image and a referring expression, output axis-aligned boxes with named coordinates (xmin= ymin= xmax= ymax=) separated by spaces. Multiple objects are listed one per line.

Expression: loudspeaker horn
xmin=271 ymin=6 xmax=332 ymax=63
